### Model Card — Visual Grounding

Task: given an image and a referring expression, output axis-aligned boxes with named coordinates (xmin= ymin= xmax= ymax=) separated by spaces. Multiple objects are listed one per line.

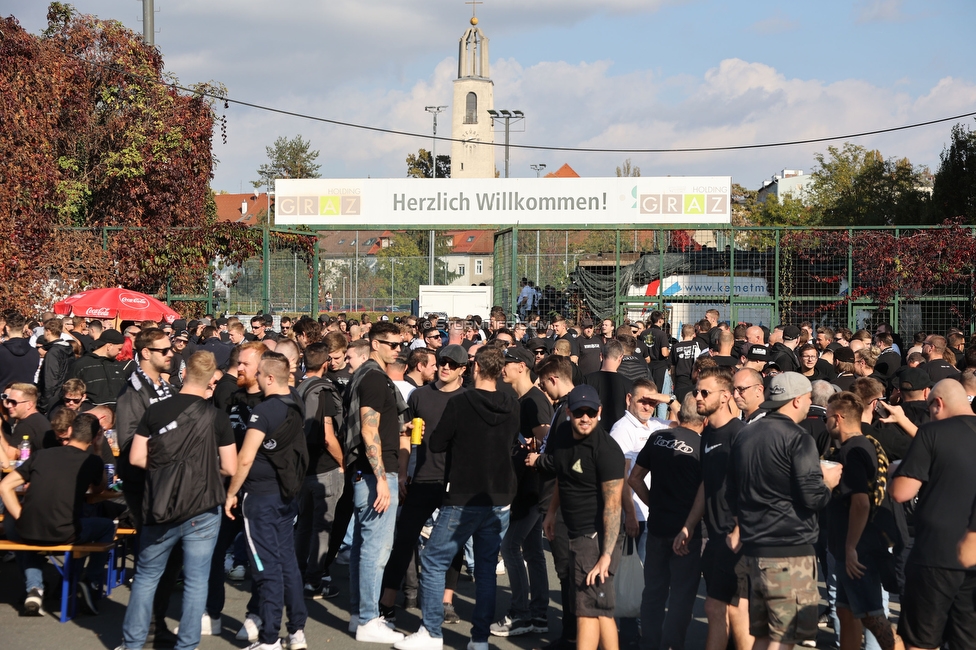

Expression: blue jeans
xmin=8 ymin=517 xmax=116 ymax=593
xmin=349 ymin=473 xmax=399 ymax=622
xmin=122 ymin=508 xmax=221 ymax=650
xmin=421 ymin=504 xmax=511 ymax=641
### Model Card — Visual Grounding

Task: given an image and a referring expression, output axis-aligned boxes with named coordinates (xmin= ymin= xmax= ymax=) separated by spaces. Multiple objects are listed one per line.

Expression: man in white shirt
xmin=609 ymin=377 xmax=674 ymax=562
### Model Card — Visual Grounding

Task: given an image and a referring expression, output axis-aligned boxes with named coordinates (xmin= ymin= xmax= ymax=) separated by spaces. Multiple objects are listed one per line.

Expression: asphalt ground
xmin=0 ymin=545 xmax=851 ymax=649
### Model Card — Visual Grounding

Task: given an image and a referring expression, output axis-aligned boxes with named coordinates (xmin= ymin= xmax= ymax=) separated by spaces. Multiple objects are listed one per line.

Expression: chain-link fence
xmin=494 ymin=226 xmax=976 ymax=335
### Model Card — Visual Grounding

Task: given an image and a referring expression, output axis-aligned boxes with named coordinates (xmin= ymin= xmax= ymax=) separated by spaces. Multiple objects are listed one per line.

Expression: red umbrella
xmin=53 ymin=288 xmax=181 ymax=324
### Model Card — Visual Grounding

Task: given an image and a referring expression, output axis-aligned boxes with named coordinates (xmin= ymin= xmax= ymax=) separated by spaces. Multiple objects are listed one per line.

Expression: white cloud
xmin=856 ymin=0 xmax=906 ymax=23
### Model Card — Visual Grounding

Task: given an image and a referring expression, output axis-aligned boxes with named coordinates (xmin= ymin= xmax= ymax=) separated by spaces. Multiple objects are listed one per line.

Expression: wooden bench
xmin=110 ymin=527 xmax=138 ymax=592
xmin=0 ymin=539 xmax=115 ymax=622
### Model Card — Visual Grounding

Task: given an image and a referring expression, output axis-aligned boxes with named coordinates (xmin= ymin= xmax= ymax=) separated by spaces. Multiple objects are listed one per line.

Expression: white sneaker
xmin=467 ymin=641 xmax=489 ymax=650
xmin=394 ymin=626 xmax=443 ymax=650
xmin=246 ymin=641 xmax=282 ymax=650
xmin=495 ymin=560 xmax=506 ymax=575
xmin=175 ymin=613 xmax=221 ymax=635
xmin=284 ymin=629 xmax=308 ymax=650
xmin=356 ymin=617 xmax=405 ymax=643
xmin=236 ymin=614 xmax=262 ymax=642
xmin=228 ymin=565 xmax=246 ymax=581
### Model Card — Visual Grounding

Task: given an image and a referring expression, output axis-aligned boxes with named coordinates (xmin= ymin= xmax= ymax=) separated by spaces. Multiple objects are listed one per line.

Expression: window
xmin=457 ymin=264 xmax=465 ymax=276
xmin=466 ymin=235 xmax=475 ymax=243
xmin=465 ymin=92 xmax=477 ymax=124
xmin=475 ymin=259 xmax=483 ymax=275
xmin=337 ymin=239 xmax=345 ymax=245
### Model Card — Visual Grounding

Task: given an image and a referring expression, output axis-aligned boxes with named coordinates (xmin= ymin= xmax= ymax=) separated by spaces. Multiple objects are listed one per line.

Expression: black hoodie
xmin=429 ymin=388 xmax=520 ymax=508
xmin=0 ymin=337 xmax=40 ymax=389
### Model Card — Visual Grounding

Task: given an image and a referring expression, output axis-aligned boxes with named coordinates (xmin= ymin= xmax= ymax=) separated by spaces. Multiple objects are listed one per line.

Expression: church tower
xmin=450 ymin=15 xmax=495 ymax=178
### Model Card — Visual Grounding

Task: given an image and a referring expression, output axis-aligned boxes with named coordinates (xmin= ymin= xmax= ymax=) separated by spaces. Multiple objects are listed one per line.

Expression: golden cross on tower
xmin=466 ymin=0 xmax=483 ymax=25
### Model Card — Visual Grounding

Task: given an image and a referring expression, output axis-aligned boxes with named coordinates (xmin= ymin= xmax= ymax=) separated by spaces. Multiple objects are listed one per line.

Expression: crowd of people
xmin=2 ymin=304 xmax=976 ymax=650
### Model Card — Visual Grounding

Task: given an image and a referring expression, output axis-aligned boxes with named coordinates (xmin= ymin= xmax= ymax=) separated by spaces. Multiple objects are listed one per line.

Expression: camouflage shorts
xmin=745 ymin=555 xmax=819 ymax=644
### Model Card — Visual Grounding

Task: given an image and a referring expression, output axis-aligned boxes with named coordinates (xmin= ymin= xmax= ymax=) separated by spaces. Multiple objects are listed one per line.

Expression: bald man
xmin=890 ymin=380 xmax=976 ymax=650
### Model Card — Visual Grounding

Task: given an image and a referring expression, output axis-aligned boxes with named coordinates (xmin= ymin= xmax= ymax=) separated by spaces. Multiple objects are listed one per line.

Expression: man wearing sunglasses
xmin=525 ymin=384 xmax=625 ymax=650
xmin=380 ymin=344 xmax=469 ymax=626
xmin=4 ymin=384 xmax=54 ymax=455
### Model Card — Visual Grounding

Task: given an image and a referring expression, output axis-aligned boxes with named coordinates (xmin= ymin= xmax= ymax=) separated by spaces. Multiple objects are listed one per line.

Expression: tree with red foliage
xmin=0 ymin=4 xmax=313 ymax=315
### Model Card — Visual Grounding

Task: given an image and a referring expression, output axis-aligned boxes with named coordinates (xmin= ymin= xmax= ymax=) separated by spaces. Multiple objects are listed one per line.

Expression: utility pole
xmin=487 ymin=110 xmax=524 ymax=178
xmin=425 ymin=106 xmax=446 ymax=285
xmin=141 ymin=0 xmax=154 ymax=46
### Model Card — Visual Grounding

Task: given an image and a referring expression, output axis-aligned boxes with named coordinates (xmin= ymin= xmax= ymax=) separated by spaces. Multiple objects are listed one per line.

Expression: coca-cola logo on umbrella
xmin=83 ymin=307 xmax=113 ymax=317
xmin=119 ymin=292 xmax=150 ymax=309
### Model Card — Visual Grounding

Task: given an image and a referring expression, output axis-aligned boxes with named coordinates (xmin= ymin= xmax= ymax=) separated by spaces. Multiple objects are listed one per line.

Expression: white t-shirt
xmin=610 ymin=411 xmax=672 ymax=521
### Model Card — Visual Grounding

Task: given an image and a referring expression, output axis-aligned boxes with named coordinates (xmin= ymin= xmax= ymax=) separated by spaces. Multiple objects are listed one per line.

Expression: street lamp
xmin=530 ymin=163 xmax=546 ymax=177
xmin=487 ymin=109 xmax=524 ymax=178
xmin=424 ymin=105 xmax=446 ymax=286
xmin=390 ymin=258 xmax=401 ymax=310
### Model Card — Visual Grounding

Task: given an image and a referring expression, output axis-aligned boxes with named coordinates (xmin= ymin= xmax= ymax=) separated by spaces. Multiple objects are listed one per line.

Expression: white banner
xmin=274 ymin=176 xmax=731 ymax=227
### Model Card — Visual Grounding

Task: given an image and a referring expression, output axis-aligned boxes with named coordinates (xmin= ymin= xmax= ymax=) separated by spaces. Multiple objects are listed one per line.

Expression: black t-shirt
xmin=228 ymin=389 xmax=264 ymax=450
xmin=245 ymin=394 xmax=294 ymax=494
xmin=671 ymin=340 xmax=701 ymax=385
xmin=826 ymin=435 xmax=884 ymax=558
xmin=136 ymin=394 xmax=234 ymax=447
xmin=512 ymin=386 xmax=553 ymax=518
xmin=577 ymin=335 xmax=604 ymax=376
xmin=557 ymin=332 xmax=580 ymax=358
xmin=355 ymin=370 xmax=400 ymax=475
xmin=583 ymin=370 xmax=632 ymax=430
xmin=409 ymin=383 xmax=465 ymax=483
xmin=895 ymin=415 xmax=976 ymax=568
xmin=11 ymin=412 xmax=54 ymax=453
xmin=544 ymin=421 xmax=624 ymax=538
xmin=701 ymin=418 xmax=744 ymax=538
xmin=636 ymin=426 xmax=703 ymax=538
xmin=646 ymin=326 xmax=670 ymax=362
xmin=212 ymin=373 xmax=239 ymax=411
xmin=327 ymin=366 xmax=354 ymax=398
xmin=921 ymin=359 xmax=960 ymax=382
xmin=15 ymin=445 xmax=104 ymax=544
xmin=519 ymin=386 xmax=553 ymax=443
xmin=302 ymin=379 xmax=340 ymax=475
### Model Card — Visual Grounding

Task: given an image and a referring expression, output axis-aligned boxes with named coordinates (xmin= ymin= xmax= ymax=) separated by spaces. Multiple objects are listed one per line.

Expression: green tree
xmin=754 ymin=194 xmax=813 ymax=227
xmin=932 ymin=122 xmax=976 ymax=223
xmin=252 ymin=135 xmax=321 ymax=189
xmin=375 ymin=236 xmax=428 ymax=304
xmin=809 ymin=143 xmax=931 ymax=226
xmin=731 ymin=183 xmax=759 ymax=226
xmin=406 ymin=148 xmax=451 ymax=179
xmin=616 ymin=158 xmax=641 ymax=177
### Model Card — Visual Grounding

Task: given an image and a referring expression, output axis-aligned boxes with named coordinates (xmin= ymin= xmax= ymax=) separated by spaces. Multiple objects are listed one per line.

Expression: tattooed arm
xmin=587 ymin=477 xmax=623 ymax=586
xmin=361 ymin=405 xmax=391 ymax=513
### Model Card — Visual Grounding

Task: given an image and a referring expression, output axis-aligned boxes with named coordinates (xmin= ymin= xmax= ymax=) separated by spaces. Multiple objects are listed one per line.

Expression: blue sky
xmin=7 ymin=0 xmax=976 ymax=194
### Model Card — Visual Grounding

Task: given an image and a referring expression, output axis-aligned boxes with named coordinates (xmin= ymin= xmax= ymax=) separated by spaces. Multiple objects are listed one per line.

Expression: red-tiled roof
xmin=214 ymin=192 xmax=268 ymax=225
xmin=544 ymin=163 xmax=580 ymax=178
xmin=444 ymin=230 xmax=494 ymax=254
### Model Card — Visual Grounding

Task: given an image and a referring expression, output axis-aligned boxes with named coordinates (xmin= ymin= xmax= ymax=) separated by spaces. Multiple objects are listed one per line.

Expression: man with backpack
xmin=295 ymin=342 xmax=345 ymax=600
xmin=118 ymin=351 xmax=238 ymax=650
xmin=225 ymin=351 xmax=310 ymax=650
xmin=824 ymin=392 xmax=903 ymax=650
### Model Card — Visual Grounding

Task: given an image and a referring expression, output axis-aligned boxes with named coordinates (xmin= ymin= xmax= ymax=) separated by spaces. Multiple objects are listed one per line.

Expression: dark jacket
xmin=0 ymin=337 xmax=40 ymax=388
xmin=200 ymin=337 xmax=233 ymax=371
xmin=69 ymin=353 xmax=133 ymax=406
xmin=38 ymin=339 xmax=75 ymax=413
xmin=769 ymin=342 xmax=799 ymax=373
xmin=429 ymin=388 xmax=520 ymax=508
xmin=116 ymin=370 xmax=173 ymax=490
xmin=727 ymin=411 xmax=831 ymax=556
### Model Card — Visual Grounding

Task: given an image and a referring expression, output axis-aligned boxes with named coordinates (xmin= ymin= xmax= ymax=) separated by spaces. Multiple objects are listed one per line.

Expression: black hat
xmin=527 ymin=337 xmax=550 ymax=353
xmin=171 ymin=319 xmax=187 ymax=331
xmin=439 ymin=344 xmax=468 ymax=366
xmin=174 ymin=330 xmax=190 ymax=341
xmin=504 ymin=347 xmax=535 ymax=366
xmin=95 ymin=329 xmax=125 ymax=347
xmin=834 ymin=347 xmax=855 ymax=363
xmin=899 ymin=368 xmax=933 ymax=391
xmin=187 ymin=320 xmax=201 ymax=331
xmin=580 ymin=318 xmax=595 ymax=328
xmin=745 ymin=344 xmax=769 ymax=361
xmin=215 ymin=317 xmax=229 ymax=326
xmin=782 ymin=325 xmax=801 ymax=341
xmin=567 ymin=384 xmax=601 ymax=412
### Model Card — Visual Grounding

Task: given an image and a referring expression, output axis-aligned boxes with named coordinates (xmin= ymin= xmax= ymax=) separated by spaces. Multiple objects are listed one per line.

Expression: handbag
xmin=614 ymin=535 xmax=644 ymax=618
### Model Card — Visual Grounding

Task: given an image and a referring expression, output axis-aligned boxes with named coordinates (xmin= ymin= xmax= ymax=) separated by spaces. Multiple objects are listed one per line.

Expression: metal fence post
xmin=311 ymin=238 xmax=320 ymax=316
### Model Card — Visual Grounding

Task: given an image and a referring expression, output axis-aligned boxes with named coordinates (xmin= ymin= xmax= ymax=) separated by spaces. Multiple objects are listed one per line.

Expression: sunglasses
xmin=148 ymin=346 xmax=174 ymax=355
xmin=1 ymin=395 xmax=29 ymax=406
xmin=693 ymin=389 xmax=713 ymax=398
xmin=64 ymin=397 xmax=84 ymax=404
xmin=733 ymin=384 xmax=761 ymax=393
xmin=571 ymin=408 xmax=599 ymax=419
xmin=376 ymin=339 xmax=403 ymax=350
xmin=437 ymin=358 xmax=464 ymax=370
xmin=533 ymin=349 xmax=547 ymax=355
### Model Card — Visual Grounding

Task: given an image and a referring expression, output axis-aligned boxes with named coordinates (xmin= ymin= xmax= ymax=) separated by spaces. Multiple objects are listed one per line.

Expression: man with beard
xmin=226 ymin=342 xmax=271 ymax=643
xmin=688 ymin=367 xmax=752 ymax=650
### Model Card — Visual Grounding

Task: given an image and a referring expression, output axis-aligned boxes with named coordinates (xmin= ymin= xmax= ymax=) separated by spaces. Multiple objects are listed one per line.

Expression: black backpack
xmin=296 ymin=376 xmax=344 ymax=445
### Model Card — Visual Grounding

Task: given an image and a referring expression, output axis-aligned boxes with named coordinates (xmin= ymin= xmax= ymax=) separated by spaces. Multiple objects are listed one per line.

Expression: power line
xmin=80 ymin=57 xmax=976 ymax=155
